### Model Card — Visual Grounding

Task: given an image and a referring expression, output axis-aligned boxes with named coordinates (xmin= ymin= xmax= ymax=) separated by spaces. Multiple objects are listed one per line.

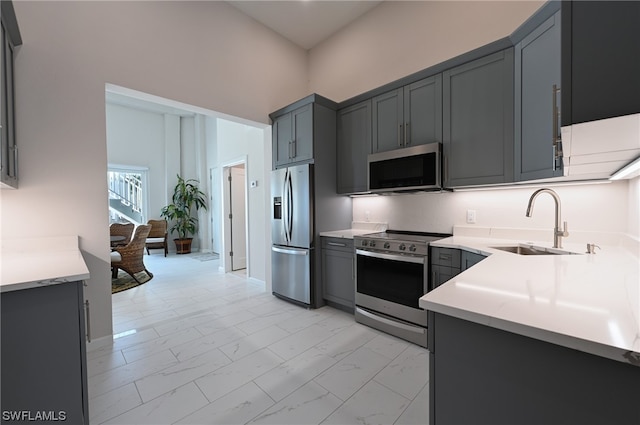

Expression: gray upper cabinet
xmin=1 ymin=0 xmax=21 ymax=189
xmin=372 ymin=88 xmax=403 ymax=153
xmin=561 ymin=1 xmax=640 ymax=126
xmin=272 ymin=103 xmax=313 ymax=169
xmin=372 ymin=75 xmax=442 ymax=153
xmin=337 ymin=99 xmax=371 ymax=194
xmin=404 ymin=76 xmax=443 ymax=149
xmin=515 ymin=10 xmax=563 ymax=181
xmin=443 ymin=49 xmax=515 ymax=188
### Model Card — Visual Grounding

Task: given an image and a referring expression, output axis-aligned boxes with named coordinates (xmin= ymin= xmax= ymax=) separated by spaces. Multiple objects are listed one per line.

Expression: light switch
xmin=250 ymin=180 xmax=258 ymax=188
xmin=466 ymin=209 xmax=476 ymax=224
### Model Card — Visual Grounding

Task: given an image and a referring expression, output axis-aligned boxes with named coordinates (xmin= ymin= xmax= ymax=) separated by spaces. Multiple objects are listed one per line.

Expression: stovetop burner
xmin=355 ymin=230 xmax=451 ymax=256
xmin=362 ymin=230 xmax=450 ymax=243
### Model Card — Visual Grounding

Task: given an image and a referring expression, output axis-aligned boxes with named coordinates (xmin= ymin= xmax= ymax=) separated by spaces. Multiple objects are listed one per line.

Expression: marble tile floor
xmin=89 ymin=253 xmax=429 ymax=425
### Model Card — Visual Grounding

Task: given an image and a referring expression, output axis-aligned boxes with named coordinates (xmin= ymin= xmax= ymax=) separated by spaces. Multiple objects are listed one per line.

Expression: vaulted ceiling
xmin=226 ymin=1 xmax=384 ymax=50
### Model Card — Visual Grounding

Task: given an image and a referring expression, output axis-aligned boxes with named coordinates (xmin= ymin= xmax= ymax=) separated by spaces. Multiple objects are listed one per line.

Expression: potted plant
xmin=161 ymin=175 xmax=208 ymax=254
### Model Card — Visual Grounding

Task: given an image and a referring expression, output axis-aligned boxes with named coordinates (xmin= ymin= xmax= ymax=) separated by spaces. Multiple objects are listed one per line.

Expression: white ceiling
xmin=226 ymin=0 xmax=384 ymax=50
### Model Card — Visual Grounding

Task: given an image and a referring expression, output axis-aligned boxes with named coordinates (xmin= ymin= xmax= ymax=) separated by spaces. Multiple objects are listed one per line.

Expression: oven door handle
xmin=356 ymin=307 xmax=426 ymax=335
xmin=356 ymin=249 xmax=424 ymax=264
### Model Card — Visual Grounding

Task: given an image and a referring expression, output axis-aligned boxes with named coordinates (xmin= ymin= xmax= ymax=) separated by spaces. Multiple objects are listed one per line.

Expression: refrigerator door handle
xmin=272 ymin=246 xmax=309 ymax=256
xmin=282 ymin=170 xmax=290 ymax=243
xmin=286 ymin=170 xmax=294 ymax=242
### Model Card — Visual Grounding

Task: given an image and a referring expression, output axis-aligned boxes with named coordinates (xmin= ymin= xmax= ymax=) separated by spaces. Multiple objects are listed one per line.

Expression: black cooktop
xmin=359 ymin=230 xmax=451 ymax=245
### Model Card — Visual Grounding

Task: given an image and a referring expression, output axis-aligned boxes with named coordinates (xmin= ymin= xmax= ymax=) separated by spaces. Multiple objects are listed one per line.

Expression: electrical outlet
xmin=466 ymin=209 xmax=477 ymax=224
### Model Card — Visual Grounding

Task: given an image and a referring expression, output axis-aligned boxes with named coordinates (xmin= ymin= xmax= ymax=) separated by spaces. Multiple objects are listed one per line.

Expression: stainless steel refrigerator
xmin=271 ymin=163 xmax=315 ymax=306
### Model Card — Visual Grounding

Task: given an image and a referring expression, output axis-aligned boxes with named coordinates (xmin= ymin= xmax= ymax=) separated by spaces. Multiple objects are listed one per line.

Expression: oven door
xmin=355 ymin=249 xmax=428 ymax=326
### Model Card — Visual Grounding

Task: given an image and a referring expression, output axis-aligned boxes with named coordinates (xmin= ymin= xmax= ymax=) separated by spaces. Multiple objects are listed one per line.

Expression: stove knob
xmin=362 ymin=240 xmax=369 ymax=247
xmin=399 ymin=243 xmax=406 ymax=251
xmin=383 ymin=242 xmax=391 ymax=249
xmin=409 ymin=244 xmax=417 ymax=252
xmin=370 ymin=241 xmax=376 ymax=248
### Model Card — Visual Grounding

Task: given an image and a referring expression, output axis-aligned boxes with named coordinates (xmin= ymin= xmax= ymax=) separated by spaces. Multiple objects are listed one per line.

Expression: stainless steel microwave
xmin=368 ymin=143 xmax=441 ymax=193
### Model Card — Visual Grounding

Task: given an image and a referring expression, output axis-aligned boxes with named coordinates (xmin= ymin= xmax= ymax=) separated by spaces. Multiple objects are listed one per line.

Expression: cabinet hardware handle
xmin=444 ymin=155 xmax=449 ymax=184
xmin=327 ymin=242 xmax=347 ymax=247
xmin=432 ymin=270 xmax=437 ymax=290
xmin=405 ymin=122 xmax=410 ymax=145
xmin=85 ymin=299 xmax=92 ymax=343
xmin=552 ymin=84 xmax=562 ymax=170
xmin=398 ymin=124 xmax=403 ymax=147
xmin=291 ymin=140 xmax=296 ymax=158
xmin=12 ymin=145 xmax=18 ymax=179
xmin=439 ymin=254 xmax=451 ymax=261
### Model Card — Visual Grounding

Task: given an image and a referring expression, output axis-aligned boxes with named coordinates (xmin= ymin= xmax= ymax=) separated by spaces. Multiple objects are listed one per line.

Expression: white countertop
xmin=420 ymin=236 xmax=640 ymax=366
xmin=320 ymin=221 xmax=387 ymax=240
xmin=1 ymin=236 xmax=90 ymax=293
xmin=320 ymin=228 xmax=378 ymax=239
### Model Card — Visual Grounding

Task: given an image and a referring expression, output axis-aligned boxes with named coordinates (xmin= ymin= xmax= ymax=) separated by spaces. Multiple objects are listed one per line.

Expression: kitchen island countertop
xmin=420 ymin=235 xmax=640 ymax=366
xmin=1 ymin=236 xmax=90 ymax=293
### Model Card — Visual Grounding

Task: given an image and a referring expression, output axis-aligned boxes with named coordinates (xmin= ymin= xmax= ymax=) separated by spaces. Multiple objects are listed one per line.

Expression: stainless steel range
xmin=354 ymin=230 xmax=451 ymax=348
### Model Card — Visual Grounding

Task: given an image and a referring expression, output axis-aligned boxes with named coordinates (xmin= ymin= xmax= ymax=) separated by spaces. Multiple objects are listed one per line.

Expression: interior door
xmin=229 ymin=166 xmax=247 ymax=271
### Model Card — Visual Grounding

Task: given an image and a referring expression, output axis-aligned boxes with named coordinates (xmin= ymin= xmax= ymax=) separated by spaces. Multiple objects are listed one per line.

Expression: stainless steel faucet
xmin=525 ymin=188 xmax=569 ymax=249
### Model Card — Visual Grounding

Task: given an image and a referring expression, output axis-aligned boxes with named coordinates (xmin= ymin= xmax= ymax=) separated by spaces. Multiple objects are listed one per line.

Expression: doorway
xmin=222 ymin=160 xmax=248 ymax=273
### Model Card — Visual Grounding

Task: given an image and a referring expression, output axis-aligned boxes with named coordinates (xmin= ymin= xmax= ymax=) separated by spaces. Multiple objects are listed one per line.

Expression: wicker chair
xmin=111 ymin=224 xmax=153 ymax=283
xmin=145 ymin=219 xmax=168 ymax=257
xmin=109 ymin=222 xmax=134 ymax=248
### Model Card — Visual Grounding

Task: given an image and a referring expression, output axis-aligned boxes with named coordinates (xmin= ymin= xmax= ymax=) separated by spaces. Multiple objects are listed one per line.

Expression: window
xmin=108 ymin=168 xmax=148 ymax=224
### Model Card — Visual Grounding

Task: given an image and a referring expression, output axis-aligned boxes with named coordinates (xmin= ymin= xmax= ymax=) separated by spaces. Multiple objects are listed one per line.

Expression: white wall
xmin=309 ymin=1 xmax=545 ymax=101
xmin=216 ymin=119 xmax=270 ymax=284
xmin=628 ymin=177 xmax=640 ymax=239
xmin=353 ymin=180 xmax=636 ymax=244
xmin=106 ymin=103 xmax=175 ymax=224
xmin=5 ymin=0 xmax=308 ymax=341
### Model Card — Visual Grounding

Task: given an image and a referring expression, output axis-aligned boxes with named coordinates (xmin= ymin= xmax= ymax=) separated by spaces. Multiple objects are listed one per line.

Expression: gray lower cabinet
xmin=372 ymin=75 xmax=442 ymax=154
xmin=321 ymin=237 xmax=355 ymax=312
xmin=461 ymin=250 xmax=486 ymax=270
xmin=337 ymin=100 xmax=371 ymax=194
xmin=515 ymin=10 xmax=563 ymax=181
xmin=429 ymin=312 xmax=640 ymax=424
xmin=1 ymin=282 xmax=89 ymax=424
xmin=431 ymin=247 xmax=486 ymax=289
xmin=430 ymin=247 xmax=461 ymax=289
xmin=443 ymin=49 xmax=515 ymax=187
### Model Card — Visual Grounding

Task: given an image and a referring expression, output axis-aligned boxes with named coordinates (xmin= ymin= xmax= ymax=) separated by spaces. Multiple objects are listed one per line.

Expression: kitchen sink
xmin=491 ymin=244 xmax=577 ymax=256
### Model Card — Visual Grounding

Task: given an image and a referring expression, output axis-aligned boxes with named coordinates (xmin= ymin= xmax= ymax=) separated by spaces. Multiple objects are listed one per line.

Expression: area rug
xmin=189 ymin=252 xmax=220 ymax=261
xmin=112 ymin=270 xmax=152 ymax=294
